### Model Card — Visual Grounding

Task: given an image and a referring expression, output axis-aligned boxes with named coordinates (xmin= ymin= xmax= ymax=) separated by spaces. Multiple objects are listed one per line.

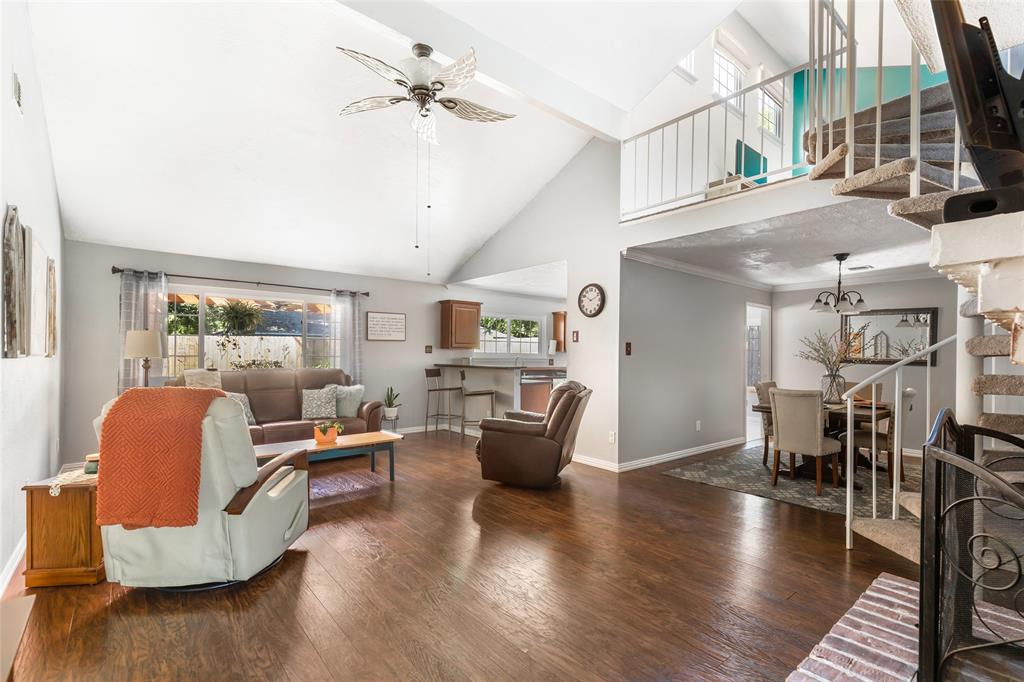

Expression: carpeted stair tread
xmin=973 ymin=374 xmax=1024 ymax=397
xmin=897 ymin=490 xmax=921 ymax=519
xmin=806 ymin=110 xmax=957 ymax=156
xmin=966 ymin=334 xmax=1012 ymax=357
xmin=978 ymin=412 xmax=1024 ymax=435
xmin=887 ymin=186 xmax=986 ymax=229
xmin=981 ymin=448 xmax=1024 ymax=466
xmin=831 ymin=156 xmax=980 ymax=200
xmin=809 ymin=141 xmax=968 ymax=166
xmin=851 ymin=517 xmax=920 ymax=564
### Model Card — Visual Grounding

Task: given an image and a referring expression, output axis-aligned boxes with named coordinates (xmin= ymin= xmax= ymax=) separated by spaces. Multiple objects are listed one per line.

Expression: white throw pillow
xmin=302 ymin=385 xmax=338 ymax=420
xmin=184 ymin=368 xmax=222 ymax=389
xmin=225 ymin=392 xmax=256 ymax=425
xmin=333 ymin=384 xmax=365 ymax=418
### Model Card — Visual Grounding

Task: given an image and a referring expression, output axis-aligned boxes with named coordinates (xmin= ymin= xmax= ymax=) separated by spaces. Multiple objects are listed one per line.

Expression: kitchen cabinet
xmin=552 ymin=311 xmax=567 ymax=352
xmin=439 ymin=299 xmax=481 ymax=349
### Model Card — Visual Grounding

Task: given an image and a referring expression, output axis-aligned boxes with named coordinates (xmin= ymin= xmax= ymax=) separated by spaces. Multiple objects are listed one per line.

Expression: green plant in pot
xmin=313 ymin=420 xmax=344 ymax=444
xmin=383 ymin=386 xmax=401 ymax=420
xmin=796 ymin=324 xmax=868 ymax=404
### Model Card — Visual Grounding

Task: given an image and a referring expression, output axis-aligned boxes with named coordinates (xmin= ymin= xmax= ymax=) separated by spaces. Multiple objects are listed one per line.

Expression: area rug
xmin=662 ymin=444 xmax=920 ymax=519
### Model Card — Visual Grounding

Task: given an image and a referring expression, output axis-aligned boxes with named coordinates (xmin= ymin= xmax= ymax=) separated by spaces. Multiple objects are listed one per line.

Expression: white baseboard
xmin=1 ymin=534 xmax=26 ymax=596
xmin=574 ymin=437 xmax=747 ymax=474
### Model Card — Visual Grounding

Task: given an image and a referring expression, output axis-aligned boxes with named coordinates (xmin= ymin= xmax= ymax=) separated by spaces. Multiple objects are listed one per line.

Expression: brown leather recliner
xmin=476 ymin=380 xmax=592 ymax=488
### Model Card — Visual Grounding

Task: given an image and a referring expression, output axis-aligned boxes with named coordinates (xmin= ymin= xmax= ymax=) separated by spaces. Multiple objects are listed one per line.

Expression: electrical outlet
xmin=424 ymin=345 xmax=432 ymax=353
xmin=608 ymin=431 xmax=616 ymax=444
xmin=695 ymin=420 xmax=701 ymax=432
xmin=572 ymin=330 xmax=579 ymax=343
xmin=624 ymin=342 xmax=631 ymax=356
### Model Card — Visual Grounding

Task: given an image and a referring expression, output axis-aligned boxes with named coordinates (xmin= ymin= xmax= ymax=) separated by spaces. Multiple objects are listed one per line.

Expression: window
xmin=166 ymin=287 xmax=340 ymax=372
xmin=674 ymin=50 xmax=697 ymax=82
xmin=478 ymin=315 xmax=541 ymax=355
xmin=712 ymin=49 xmax=743 ymax=108
xmin=758 ymin=89 xmax=782 ymax=136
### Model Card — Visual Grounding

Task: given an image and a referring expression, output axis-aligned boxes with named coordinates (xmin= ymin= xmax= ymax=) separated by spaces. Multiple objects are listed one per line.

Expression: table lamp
xmin=124 ymin=329 xmax=162 ymax=387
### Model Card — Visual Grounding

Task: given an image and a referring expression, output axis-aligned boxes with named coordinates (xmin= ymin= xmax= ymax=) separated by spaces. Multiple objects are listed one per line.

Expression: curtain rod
xmin=110 ymin=266 xmax=369 ymax=297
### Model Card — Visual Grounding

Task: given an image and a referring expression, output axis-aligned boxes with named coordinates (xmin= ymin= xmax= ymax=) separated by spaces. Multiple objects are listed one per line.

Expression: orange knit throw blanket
xmin=97 ymin=387 xmax=224 ymax=530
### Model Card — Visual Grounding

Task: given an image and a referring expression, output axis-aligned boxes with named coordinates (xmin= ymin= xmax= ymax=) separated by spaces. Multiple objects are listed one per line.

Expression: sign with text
xmin=366 ymin=311 xmax=406 ymax=341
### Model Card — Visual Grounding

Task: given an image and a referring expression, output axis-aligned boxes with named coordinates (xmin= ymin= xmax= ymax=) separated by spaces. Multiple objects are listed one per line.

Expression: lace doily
xmin=49 ymin=467 xmax=98 ymax=496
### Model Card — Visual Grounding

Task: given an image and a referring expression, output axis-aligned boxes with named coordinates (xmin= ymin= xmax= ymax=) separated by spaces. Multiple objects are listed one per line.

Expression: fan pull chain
xmin=414 ymin=135 xmax=420 ymax=249
xmin=426 ymin=141 xmax=432 ymax=277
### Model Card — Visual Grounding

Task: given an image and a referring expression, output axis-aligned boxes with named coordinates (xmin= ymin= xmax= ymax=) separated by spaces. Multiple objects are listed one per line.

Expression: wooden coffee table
xmin=253 ymin=430 xmax=404 ymax=481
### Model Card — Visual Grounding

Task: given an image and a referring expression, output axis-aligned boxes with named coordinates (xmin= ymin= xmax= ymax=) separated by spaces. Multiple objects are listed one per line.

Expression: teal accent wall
xmin=735 ymin=140 xmax=767 ymax=184
xmin=790 ymin=65 xmax=948 ymax=169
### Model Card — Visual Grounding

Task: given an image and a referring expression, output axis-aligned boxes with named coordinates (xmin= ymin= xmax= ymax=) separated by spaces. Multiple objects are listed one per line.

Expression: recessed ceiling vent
xmin=848 ymin=265 xmax=874 ymax=271
xmin=12 ymin=70 xmax=22 ymax=113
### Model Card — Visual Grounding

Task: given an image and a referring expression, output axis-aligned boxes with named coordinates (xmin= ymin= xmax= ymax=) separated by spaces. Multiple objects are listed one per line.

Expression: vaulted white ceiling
xmin=28 ymin=1 xmax=591 ymax=282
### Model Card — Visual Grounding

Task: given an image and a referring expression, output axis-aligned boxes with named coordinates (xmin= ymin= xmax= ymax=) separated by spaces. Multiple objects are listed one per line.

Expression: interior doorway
xmin=745 ymin=303 xmax=771 ymax=443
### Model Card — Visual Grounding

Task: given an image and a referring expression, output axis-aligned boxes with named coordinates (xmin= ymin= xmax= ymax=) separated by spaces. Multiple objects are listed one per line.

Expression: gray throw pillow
xmin=332 ymin=384 xmax=365 ymax=418
xmin=225 ymin=391 xmax=256 ymax=426
xmin=302 ymin=385 xmax=338 ymax=420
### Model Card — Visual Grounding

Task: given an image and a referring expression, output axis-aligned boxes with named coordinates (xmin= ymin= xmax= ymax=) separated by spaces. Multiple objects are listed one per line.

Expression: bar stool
xmin=459 ymin=369 xmax=496 ymax=437
xmin=424 ymin=368 xmax=461 ymax=435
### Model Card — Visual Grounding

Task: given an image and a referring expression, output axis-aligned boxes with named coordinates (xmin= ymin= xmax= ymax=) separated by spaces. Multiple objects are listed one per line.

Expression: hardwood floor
xmin=8 ymin=433 xmax=915 ymax=681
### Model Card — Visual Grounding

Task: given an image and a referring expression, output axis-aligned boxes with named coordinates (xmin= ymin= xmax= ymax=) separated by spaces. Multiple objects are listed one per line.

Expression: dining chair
xmin=769 ymin=388 xmax=842 ymax=496
xmin=839 ymin=386 xmax=914 ymax=487
xmin=754 ymin=381 xmax=777 ymax=466
xmin=423 ymin=368 xmax=461 ymax=435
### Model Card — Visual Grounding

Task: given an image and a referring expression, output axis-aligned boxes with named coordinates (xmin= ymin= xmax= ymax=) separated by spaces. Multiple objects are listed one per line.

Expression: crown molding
xmin=622 ymin=250 xmax=773 ymax=291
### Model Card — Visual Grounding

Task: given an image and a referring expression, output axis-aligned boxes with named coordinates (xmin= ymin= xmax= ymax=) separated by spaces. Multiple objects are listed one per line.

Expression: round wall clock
xmin=578 ymin=283 xmax=606 ymax=318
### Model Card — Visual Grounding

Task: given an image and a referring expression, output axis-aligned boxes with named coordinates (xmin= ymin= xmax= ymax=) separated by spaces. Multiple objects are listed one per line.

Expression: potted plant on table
xmin=383 ymin=386 xmax=401 ymax=420
xmin=796 ymin=324 xmax=868 ymax=404
xmin=314 ymin=421 xmax=344 ymax=444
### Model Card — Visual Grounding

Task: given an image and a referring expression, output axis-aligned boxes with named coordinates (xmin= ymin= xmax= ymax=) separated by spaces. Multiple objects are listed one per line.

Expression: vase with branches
xmin=796 ymin=324 xmax=869 ymax=403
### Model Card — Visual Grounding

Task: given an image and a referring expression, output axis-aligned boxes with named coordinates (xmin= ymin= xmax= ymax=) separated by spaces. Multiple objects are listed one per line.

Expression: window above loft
xmin=674 ymin=50 xmax=697 ymax=83
xmin=712 ymin=49 xmax=743 ymax=108
xmin=758 ymin=89 xmax=782 ymax=137
xmin=477 ymin=315 xmax=542 ymax=355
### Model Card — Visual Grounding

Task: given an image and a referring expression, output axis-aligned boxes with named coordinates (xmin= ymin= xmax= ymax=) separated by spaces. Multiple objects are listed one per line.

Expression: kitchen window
xmin=478 ymin=315 xmax=542 ymax=355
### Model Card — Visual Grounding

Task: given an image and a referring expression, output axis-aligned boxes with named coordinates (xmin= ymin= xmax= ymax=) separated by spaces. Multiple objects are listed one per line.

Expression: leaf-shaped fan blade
xmin=431 ymin=48 xmax=476 ymax=94
xmin=337 ymin=47 xmax=411 ymax=88
xmin=339 ymin=96 xmax=409 ymax=117
xmin=438 ymin=97 xmax=515 ymax=123
xmin=410 ymin=111 xmax=439 ymax=145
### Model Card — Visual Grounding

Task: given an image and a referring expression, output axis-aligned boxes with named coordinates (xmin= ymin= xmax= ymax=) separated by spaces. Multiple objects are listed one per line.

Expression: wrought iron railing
xmin=920 ymin=408 xmax=1024 ymax=681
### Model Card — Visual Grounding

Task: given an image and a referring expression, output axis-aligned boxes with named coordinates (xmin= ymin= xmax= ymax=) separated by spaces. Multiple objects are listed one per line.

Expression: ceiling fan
xmin=337 ymin=43 xmax=515 ymax=145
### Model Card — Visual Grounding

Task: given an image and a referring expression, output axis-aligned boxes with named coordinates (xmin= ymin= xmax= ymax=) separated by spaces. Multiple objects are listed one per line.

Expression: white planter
xmin=383 ymin=407 xmax=398 ymax=419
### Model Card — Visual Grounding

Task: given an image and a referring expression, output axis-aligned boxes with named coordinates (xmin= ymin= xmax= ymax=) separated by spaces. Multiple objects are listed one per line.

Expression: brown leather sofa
xmin=167 ymin=368 xmax=382 ymax=445
xmin=476 ymin=380 xmax=592 ymax=487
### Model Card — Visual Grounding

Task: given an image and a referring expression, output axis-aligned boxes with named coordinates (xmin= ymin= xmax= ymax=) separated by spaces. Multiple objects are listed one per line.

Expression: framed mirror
xmin=841 ymin=307 xmax=938 ymax=366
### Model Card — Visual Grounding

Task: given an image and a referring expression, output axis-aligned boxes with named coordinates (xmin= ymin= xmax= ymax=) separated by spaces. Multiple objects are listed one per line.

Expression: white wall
xmin=60 ymin=240 xmax=564 ymax=462
xmin=771 ymin=276 xmax=959 ymax=449
xmin=452 ymin=138 xmax=851 ymax=468
xmin=1 ymin=2 xmax=63 ymax=574
xmin=619 ymin=258 xmax=770 ymax=465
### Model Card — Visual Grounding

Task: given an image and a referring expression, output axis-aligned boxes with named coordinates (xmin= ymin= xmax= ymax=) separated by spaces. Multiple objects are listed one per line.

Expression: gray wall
xmin=2 ymin=2 xmax=64 ymax=575
xmin=60 ymin=240 xmax=564 ymax=462
xmin=618 ymin=258 xmax=770 ymax=464
xmin=771 ymin=276 xmax=959 ymax=449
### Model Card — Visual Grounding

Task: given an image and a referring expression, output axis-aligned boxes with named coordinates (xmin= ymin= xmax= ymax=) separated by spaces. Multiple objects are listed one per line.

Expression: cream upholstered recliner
xmin=93 ymin=396 xmax=309 ymax=588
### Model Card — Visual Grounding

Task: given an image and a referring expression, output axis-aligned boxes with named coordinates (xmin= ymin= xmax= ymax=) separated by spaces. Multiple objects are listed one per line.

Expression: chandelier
xmin=810 ymin=253 xmax=870 ymax=314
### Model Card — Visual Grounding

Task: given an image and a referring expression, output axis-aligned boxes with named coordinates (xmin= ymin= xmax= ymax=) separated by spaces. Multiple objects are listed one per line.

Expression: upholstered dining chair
xmin=839 ymin=386 xmax=915 ymax=488
xmin=769 ymin=388 xmax=842 ymax=496
xmin=754 ymin=381 xmax=777 ymax=466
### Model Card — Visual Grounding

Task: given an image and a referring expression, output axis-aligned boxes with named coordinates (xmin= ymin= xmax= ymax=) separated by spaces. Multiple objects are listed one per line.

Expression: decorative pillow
xmin=333 ymin=384 xmax=365 ymax=418
xmin=302 ymin=385 xmax=338 ymax=420
xmin=225 ymin=392 xmax=256 ymax=425
xmin=184 ymin=368 xmax=222 ymax=389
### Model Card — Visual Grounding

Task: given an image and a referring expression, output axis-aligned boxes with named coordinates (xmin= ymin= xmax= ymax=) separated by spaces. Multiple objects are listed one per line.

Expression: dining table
xmin=751 ymin=401 xmax=892 ymax=486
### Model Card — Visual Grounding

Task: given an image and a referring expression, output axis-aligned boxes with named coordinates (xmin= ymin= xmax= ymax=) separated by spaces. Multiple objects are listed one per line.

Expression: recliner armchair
xmin=93 ymin=396 xmax=309 ymax=587
xmin=476 ymin=380 xmax=592 ymax=487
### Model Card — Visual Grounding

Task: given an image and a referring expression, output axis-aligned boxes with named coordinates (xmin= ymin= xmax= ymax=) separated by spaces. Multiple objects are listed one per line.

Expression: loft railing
xmin=842 ymin=334 xmax=957 ymax=549
xmin=620 ymin=0 xmax=850 ymax=220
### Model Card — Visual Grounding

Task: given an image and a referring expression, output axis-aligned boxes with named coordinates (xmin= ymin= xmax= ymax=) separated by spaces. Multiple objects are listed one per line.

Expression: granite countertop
xmin=434 ymin=362 xmax=566 ymax=371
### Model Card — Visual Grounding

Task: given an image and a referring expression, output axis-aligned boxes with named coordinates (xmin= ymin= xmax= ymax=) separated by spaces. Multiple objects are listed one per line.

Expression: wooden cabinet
xmin=23 ymin=468 xmax=105 ymax=587
xmin=552 ymin=311 xmax=567 ymax=352
xmin=439 ymin=299 xmax=481 ymax=349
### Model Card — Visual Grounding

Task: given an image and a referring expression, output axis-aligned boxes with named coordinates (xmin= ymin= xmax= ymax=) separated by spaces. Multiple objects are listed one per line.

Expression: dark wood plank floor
xmin=8 ymin=434 xmax=915 ymax=681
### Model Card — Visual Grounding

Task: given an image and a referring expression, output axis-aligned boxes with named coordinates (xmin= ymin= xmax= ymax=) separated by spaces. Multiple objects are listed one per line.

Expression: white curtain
xmin=118 ymin=269 xmax=167 ymax=392
xmin=329 ymin=289 xmax=363 ymax=383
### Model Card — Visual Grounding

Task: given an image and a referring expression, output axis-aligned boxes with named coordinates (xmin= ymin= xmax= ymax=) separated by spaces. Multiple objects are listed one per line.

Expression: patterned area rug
xmin=663 ymin=444 xmax=921 ymax=519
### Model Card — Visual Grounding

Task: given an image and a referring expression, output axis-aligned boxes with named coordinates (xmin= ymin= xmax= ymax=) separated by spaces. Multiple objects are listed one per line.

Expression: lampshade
xmin=853 ymin=299 xmax=870 ymax=312
xmin=548 ymin=339 xmax=559 ymax=354
xmin=124 ymin=329 xmax=162 ymax=359
xmin=834 ymin=299 xmax=855 ymax=314
xmin=895 ymin=315 xmax=912 ymax=328
xmin=810 ymin=299 xmax=830 ymax=312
